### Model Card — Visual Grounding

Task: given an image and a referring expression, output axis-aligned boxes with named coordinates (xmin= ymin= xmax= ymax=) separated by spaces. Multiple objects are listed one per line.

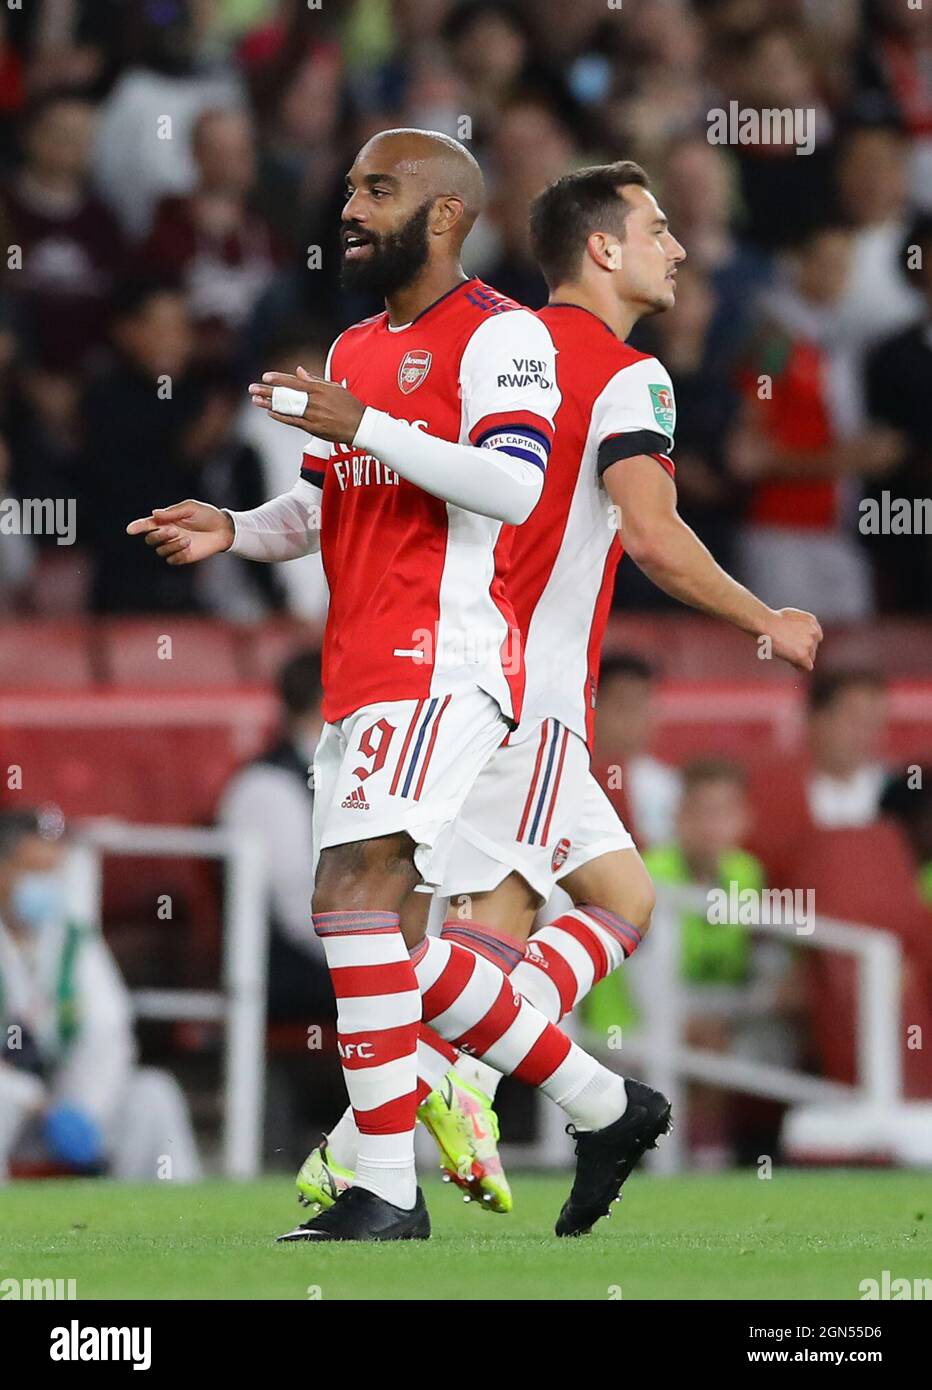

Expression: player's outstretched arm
xmin=126 ymin=481 xmax=321 ymax=565
xmin=604 ymin=454 xmax=823 ymax=671
xmin=250 ymin=367 xmax=545 ymax=526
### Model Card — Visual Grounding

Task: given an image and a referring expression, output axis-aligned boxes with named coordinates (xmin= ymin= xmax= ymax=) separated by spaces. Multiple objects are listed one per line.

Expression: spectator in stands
xmin=864 ymin=215 xmax=932 ymax=612
xmin=657 ymin=136 xmax=773 ymax=372
xmin=245 ymin=20 xmax=345 ymax=257
xmin=583 ymin=758 xmax=799 ymax=1166
xmin=0 ymin=89 xmax=125 ymax=375
xmin=78 ymin=278 xmax=210 ymax=613
xmin=834 ymin=123 xmax=924 ymax=354
xmin=481 ymin=98 xmax=577 ymax=308
xmin=140 ymin=108 xmax=281 ymax=368
xmin=880 ymin=768 xmax=932 ymax=909
xmin=806 ymin=669 xmax=890 ymax=828
xmin=593 ymin=654 xmax=681 ymax=848
xmin=729 ymin=222 xmax=905 ymax=620
xmin=0 ymin=807 xmax=201 ymax=1183
xmin=854 ymin=0 xmax=932 ymax=211
xmin=604 ymin=0 xmax=709 ymax=174
xmin=217 ymin=650 xmax=334 ymax=1026
xmin=717 ymin=22 xmax=835 ymax=251
xmin=442 ymin=2 xmax=539 ymax=149
xmin=78 ymin=276 xmax=279 ymax=616
xmin=92 ymin=0 xmax=243 ymax=239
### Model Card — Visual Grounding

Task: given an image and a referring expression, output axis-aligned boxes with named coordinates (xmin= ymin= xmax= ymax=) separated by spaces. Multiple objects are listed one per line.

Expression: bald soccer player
xmin=129 ymin=131 xmax=672 ymax=1243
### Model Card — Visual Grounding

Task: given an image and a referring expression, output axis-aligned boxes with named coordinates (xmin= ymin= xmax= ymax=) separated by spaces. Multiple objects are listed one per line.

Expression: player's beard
xmin=340 ymin=200 xmax=432 ymax=297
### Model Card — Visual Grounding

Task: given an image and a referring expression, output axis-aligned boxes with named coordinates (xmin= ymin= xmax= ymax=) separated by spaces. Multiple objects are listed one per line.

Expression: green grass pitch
xmin=1 ymin=1171 xmax=929 ymax=1301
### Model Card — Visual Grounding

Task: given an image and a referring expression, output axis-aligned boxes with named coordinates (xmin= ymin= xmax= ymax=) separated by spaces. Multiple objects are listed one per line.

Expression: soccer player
xmin=129 ymin=132 xmax=673 ymax=1242
xmin=297 ymin=161 xmax=823 ymax=1228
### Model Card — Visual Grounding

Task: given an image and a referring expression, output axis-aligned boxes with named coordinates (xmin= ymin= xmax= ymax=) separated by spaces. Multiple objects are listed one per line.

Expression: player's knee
xmin=312 ymin=840 xmax=418 ymax=917
xmin=599 ymin=870 xmax=656 ymax=938
xmin=313 ymin=846 xmax=377 ymax=915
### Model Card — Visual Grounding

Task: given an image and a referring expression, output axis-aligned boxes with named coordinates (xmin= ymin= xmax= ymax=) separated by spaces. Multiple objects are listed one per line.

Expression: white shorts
xmin=312 ymin=686 xmax=509 ymax=886
xmin=440 ymin=718 xmax=635 ymax=902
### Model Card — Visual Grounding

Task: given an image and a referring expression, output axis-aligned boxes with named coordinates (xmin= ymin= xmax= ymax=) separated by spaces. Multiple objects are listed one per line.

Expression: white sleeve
xmin=226 ymin=477 xmax=322 ymax=561
xmin=460 ymin=309 xmax=560 ymax=465
xmin=352 ymin=411 xmax=545 ymax=524
xmin=594 ymin=356 xmax=676 ymax=481
xmin=352 ymin=310 xmax=559 ymax=526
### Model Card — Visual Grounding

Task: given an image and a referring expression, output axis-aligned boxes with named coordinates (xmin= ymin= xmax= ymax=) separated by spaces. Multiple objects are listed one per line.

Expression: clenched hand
xmin=248 ymin=364 xmax=365 ymax=444
xmin=766 ymin=607 xmax=823 ymax=672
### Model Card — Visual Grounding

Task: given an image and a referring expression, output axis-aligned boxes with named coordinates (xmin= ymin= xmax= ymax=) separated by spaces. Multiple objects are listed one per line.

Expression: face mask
xmin=11 ymin=871 xmax=66 ymax=929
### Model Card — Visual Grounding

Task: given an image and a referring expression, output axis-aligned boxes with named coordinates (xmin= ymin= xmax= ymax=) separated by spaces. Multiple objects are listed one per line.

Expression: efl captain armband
xmin=271 ymin=386 xmax=309 ymax=417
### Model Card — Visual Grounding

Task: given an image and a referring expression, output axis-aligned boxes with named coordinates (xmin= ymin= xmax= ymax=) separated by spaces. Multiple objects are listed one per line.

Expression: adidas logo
xmin=526 ymin=942 xmax=549 ymax=968
xmin=341 ymin=787 xmax=370 ymax=810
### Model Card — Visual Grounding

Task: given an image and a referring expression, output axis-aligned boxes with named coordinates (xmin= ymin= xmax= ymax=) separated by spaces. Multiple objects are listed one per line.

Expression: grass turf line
xmin=0 ymin=1171 xmax=929 ymax=1301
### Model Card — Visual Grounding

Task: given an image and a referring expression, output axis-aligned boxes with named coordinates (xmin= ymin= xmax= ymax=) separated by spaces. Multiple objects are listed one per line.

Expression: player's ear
xmin=431 ymin=193 xmax=465 ymax=236
xmin=588 ymin=232 xmax=621 ymax=272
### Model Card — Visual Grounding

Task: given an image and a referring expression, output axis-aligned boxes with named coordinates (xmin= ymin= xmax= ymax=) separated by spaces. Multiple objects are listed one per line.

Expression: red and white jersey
xmin=300 ymin=279 xmax=559 ymax=725
xmin=512 ymin=304 xmax=676 ymax=747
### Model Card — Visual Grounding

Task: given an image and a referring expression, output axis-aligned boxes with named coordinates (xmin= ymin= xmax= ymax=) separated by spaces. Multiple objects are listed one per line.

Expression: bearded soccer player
xmin=295 ymin=161 xmax=823 ymax=1234
xmin=129 ymin=133 xmax=675 ymax=1242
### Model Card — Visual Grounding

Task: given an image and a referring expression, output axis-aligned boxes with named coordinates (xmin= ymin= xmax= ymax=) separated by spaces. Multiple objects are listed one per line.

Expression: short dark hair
xmin=530 ymin=162 xmax=650 ymax=290
xmin=682 ymin=756 xmax=748 ymax=794
xmin=277 ymin=650 xmax=322 ymax=719
xmin=599 ymin=652 xmax=656 ymax=684
xmin=110 ymin=276 xmax=185 ymax=324
xmin=808 ymin=668 xmax=885 ymax=714
xmin=0 ymin=808 xmax=43 ymax=860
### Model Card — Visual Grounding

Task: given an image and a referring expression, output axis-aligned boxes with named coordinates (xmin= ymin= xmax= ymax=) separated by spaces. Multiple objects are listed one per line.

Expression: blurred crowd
xmin=0 ymin=0 xmax=930 ymax=621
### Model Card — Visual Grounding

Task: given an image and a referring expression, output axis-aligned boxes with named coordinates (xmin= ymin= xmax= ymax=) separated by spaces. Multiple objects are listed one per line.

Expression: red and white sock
xmin=411 ymin=933 xmax=626 ymax=1132
xmin=512 ymin=905 xmax=642 ymax=1019
xmin=313 ymin=909 xmax=421 ymax=1209
xmin=442 ymin=908 xmax=641 ymax=1100
xmin=416 ymin=1026 xmax=459 ymax=1102
xmin=325 ymin=1028 xmax=458 ymax=1173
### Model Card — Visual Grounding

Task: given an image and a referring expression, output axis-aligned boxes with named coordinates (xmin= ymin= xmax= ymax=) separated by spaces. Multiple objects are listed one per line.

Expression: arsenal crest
xmin=551 ymin=837 xmax=572 ymax=873
xmin=398 ymin=349 xmax=432 ymax=394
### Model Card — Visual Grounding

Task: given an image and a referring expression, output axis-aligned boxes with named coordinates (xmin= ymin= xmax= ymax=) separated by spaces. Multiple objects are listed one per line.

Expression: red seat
xmin=785 ymin=823 xmax=932 ymax=1098
xmin=0 ymin=620 xmax=95 ymax=689
xmin=101 ymin=618 xmax=242 ymax=687
xmin=819 ymin=622 xmax=932 ymax=678
xmin=0 ymin=723 xmax=241 ymax=823
xmin=746 ymin=757 xmax=816 ymax=883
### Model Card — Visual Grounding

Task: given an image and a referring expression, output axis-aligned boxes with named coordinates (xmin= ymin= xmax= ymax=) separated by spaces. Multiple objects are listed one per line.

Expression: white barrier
xmin=66 ymin=821 xmax=269 ymax=1180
